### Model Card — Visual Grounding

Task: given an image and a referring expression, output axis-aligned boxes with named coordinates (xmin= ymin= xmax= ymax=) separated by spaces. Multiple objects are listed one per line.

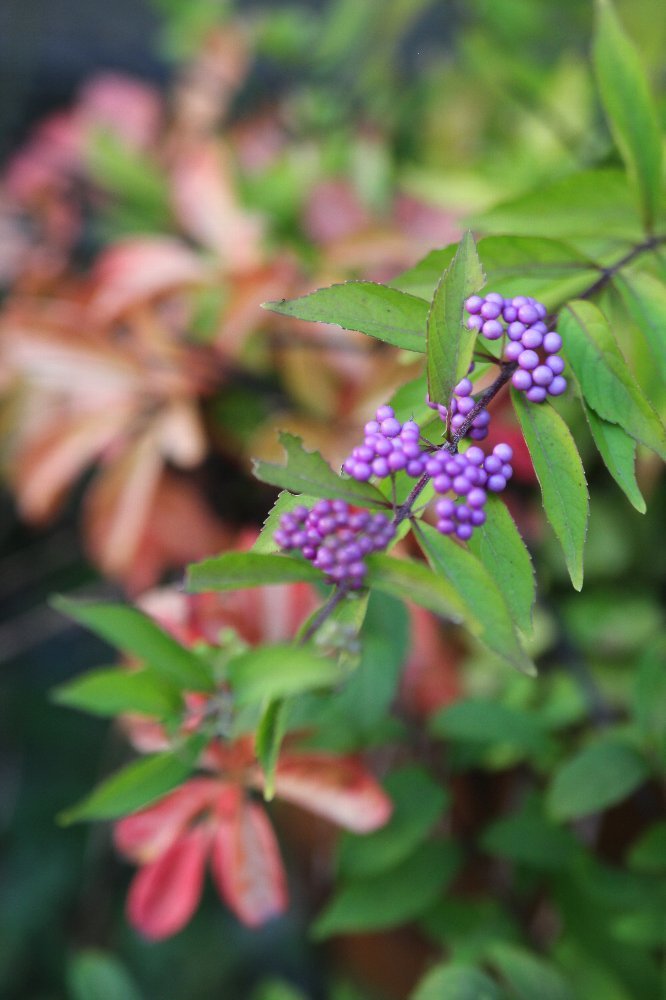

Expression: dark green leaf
xmin=481 ymin=810 xmax=578 ymax=870
xmin=252 ymin=432 xmax=389 ymax=508
xmin=58 ymin=738 xmax=203 ymax=824
xmin=263 ymin=281 xmax=430 ymax=351
xmin=593 ymin=0 xmax=663 ymax=229
xmin=255 ymin=700 xmax=286 ymax=801
xmin=488 ymin=943 xmax=574 ymax=1000
xmin=365 ymin=554 xmax=465 ymax=622
xmin=418 ymin=523 xmax=535 ymax=675
xmin=69 ymin=949 xmax=143 ymax=1000
xmin=338 ymin=766 xmax=448 ymax=878
xmin=431 ymin=699 xmax=551 ymax=758
xmin=547 ymin=741 xmax=649 ymax=820
xmin=468 ymin=495 xmax=536 ymax=634
xmin=512 ymin=393 xmax=589 ymax=590
xmin=51 ymin=597 xmax=213 ymax=692
xmin=427 ymin=231 xmax=485 ymax=411
xmin=312 ymin=840 xmax=460 ymax=938
xmin=561 ymin=300 xmax=666 ymax=459
xmin=473 ymin=169 xmax=641 ymax=241
xmin=52 ymin=667 xmax=180 ymax=718
xmin=627 ymin=822 xmax=666 ymax=874
xmin=583 ymin=405 xmax=646 ymax=513
xmin=410 ymin=965 xmax=500 ymax=1000
xmin=186 ymin=551 xmax=323 ymax=593
xmin=228 ymin=643 xmax=343 ymax=705
xmin=632 ymin=637 xmax=666 ymax=761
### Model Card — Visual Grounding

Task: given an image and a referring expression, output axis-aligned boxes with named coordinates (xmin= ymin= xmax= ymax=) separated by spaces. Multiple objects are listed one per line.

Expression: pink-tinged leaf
xmin=399 ymin=606 xmax=461 ymax=719
xmin=303 ymin=180 xmax=370 ymax=245
xmin=157 ymin=400 xmax=207 ymax=468
xmin=269 ymin=755 xmax=393 ymax=833
xmin=90 ymin=238 xmax=208 ymax=321
xmin=79 ymin=73 xmax=161 ymax=150
xmin=84 ymin=431 xmax=163 ymax=582
xmin=126 ymin=823 xmax=210 ymax=940
xmin=170 ymin=143 xmax=263 ymax=269
xmin=215 ymin=258 xmax=298 ymax=358
xmin=114 ymin=778 xmax=222 ymax=863
xmin=210 ymin=794 xmax=288 ymax=927
xmin=14 ymin=408 xmax=132 ymax=522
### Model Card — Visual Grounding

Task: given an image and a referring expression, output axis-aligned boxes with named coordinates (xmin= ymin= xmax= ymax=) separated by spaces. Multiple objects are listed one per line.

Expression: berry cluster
xmin=464 ymin=293 xmax=567 ymax=403
xmin=427 ymin=443 xmax=513 ymax=541
xmin=343 ymin=405 xmax=426 ymax=481
xmin=275 ymin=500 xmax=395 ymax=589
xmin=426 ymin=369 xmax=489 ymax=441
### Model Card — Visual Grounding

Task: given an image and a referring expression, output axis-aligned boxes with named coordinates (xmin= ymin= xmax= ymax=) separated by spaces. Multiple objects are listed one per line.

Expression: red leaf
xmin=269 ymin=754 xmax=392 ymax=833
xmin=126 ymin=823 xmax=211 ymax=940
xmin=114 ymin=778 xmax=221 ymax=863
xmin=210 ymin=793 xmax=288 ymax=927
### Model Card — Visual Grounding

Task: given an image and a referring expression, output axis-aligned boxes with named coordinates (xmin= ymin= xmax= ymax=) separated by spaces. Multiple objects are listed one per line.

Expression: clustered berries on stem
xmin=274 ymin=501 xmax=395 ymax=589
xmin=465 ymin=293 xmax=567 ymax=402
xmin=275 ymin=290 xmax=567 ymax=590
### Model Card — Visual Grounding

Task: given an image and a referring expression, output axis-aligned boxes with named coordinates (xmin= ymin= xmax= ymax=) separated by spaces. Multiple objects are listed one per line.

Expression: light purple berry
xmin=482 ymin=319 xmax=503 ymax=340
xmin=465 ymin=446 xmax=485 ymax=465
xmin=468 ymin=487 xmax=487 ymax=508
xmin=436 ymin=498 xmax=456 ymax=517
xmin=526 ymin=386 xmax=547 ymax=403
xmin=484 ymin=454 xmax=502 ymax=474
xmin=465 ymin=295 xmax=483 ymax=314
xmin=380 ymin=417 xmax=401 ymax=438
xmin=546 ymin=355 xmax=565 ymax=375
xmin=504 ymin=341 xmax=523 ymax=361
xmin=438 ymin=519 xmax=455 ymax=535
xmin=542 ymin=331 xmax=562 ymax=354
xmin=455 ymin=378 xmax=473 ymax=397
xmin=532 ymin=365 xmax=554 ymax=387
xmin=433 ymin=474 xmax=452 ymax=494
xmin=521 ymin=327 xmax=543 ymax=350
xmin=512 ymin=369 xmax=532 ymax=391
xmin=375 ymin=405 xmax=394 ymax=422
xmin=467 ymin=315 xmax=483 ymax=331
xmin=480 ymin=301 xmax=501 ymax=320
xmin=453 ymin=475 xmax=470 ymax=495
xmin=388 ymin=450 xmax=407 ymax=472
xmin=488 ymin=474 xmax=507 ymax=492
xmin=507 ymin=322 xmax=526 ymax=341
xmin=518 ymin=350 xmax=539 ymax=371
xmin=486 ymin=292 xmax=504 ymax=305
xmin=470 ymin=509 xmax=486 ymax=526
xmin=372 ymin=457 xmax=390 ymax=477
xmin=503 ymin=305 xmax=518 ymax=323
xmin=456 ymin=523 xmax=473 ymax=541
xmin=493 ymin=443 xmax=513 ymax=462
xmin=548 ymin=376 xmax=567 ymax=396
xmin=353 ymin=461 xmax=371 ymax=480
xmin=518 ymin=304 xmax=539 ymax=325
xmin=456 ymin=396 xmax=475 ymax=417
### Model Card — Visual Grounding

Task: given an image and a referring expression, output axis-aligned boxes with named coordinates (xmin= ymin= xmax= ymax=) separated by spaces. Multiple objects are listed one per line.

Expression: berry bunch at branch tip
xmin=426 ymin=363 xmax=489 ymax=441
xmin=275 ymin=500 xmax=395 ymax=589
xmin=465 ymin=293 xmax=567 ymax=403
xmin=343 ymin=405 xmax=426 ymax=481
xmin=427 ymin=443 xmax=513 ymax=541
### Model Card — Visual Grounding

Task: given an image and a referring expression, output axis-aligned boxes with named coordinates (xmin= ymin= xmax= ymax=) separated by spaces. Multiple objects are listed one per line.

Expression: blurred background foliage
xmin=0 ymin=1 xmax=664 ymax=998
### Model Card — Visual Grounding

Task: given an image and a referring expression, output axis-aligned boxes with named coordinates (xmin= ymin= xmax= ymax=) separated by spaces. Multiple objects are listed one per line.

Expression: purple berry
xmin=503 ymin=305 xmax=518 ymax=323
xmin=518 ymin=349 xmax=539 ymax=371
xmin=521 ymin=327 xmax=543 ymax=350
xmin=380 ymin=417 xmax=401 ymax=438
xmin=437 ymin=518 xmax=455 ymax=535
xmin=548 ymin=376 xmax=567 ymax=396
xmin=470 ymin=509 xmax=486 ymax=526
xmin=525 ymin=386 xmax=547 ymax=403
xmin=486 ymin=292 xmax=504 ymax=305
xmin=512 ymin=369 xmax=533 ymax=391
xmin=542 ymin=331 xmax=562 ymax=354
xmin=546 ymin=355 xmax=565 ymax=375
xmin=455 ymin=377 xmax=473 ymax=397
xmin=484 ymin=454 xmax=502 ymax=475
xmin=453 ymin=475 xmax=470 ymax=495
xmin=468 ymin=487 xmax=487 ymax=508
xmin=507 ymin=321 xmax=526 ymax=341
xmin=388 ymin=450 xmax=407 ymax=472
xmin=518 ymin=304 xmax=539 ymax=324
xmin=402 ymin=420 xmax=420 ymax=438
xmin=372 ymin=458 xmax=390 ymax=478
xmin=480 ymin=301 xmax=501 ymax=320
xmin=504 ymin=341 xmax=524 ymax=361
xmin=467 ymin=315 xmax=483 ymax=331
xmin=436 ymin=498 xmax=456 ymax=517
xmin=532 ymin=365 xmax=554 ymax=387
xmin=407 ymin=459 xmax=425 ymax=477
xmin=487 ymin=474 xmax=507 ymax=492
xmin=434 ymin=474 xmax=452 ymax=494
xmin=465 ymin=295 xmax=483 ymax=314
xmin=482 ymin=319 xmax=504 ymax=340
xmin=456 ymin=523 xmax=473 ymax=541
xmin=493 ymin=443 xmax=513 ymax=462
xmin=465 ymin=446 xmax=485 ymax=465
xmin=375 ymin=405 xmax=394 ymax=422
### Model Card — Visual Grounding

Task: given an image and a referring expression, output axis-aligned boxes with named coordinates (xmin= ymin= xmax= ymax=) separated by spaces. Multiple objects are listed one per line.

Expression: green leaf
xmin=468 ymin=495 xmax=536 ymax=634
xmin=481 ymin=809 xmax=578 ymax=870
xmin=547 ymin=741 xmax=649 ymax=821
xmin=394 ymin=237 xmax=598 ymax=306
xmin=488 ymin=943 xmax=574 ymax=1000
xmin=338 ymin=766 xmax=448 ymax=879
xmin=51 ymin=597 xmax=213 ymax=692
xmin=426 ymin=231 xmax=485 ymax=411
xmin=512 ymin=393 xmax=589 ymax=590
xmin=627 ymin=822 xmax=666 ymax=874
xmin=252 ymin=491 xmax=318 ymax=554
xmin=561 ymin=300 xmax=666 ymax=460
xmin=365 ymin=554 xmax=465 ymax=622
xmin=58 ymin=738 xmax=203 ymax=824
xmin=52 ymin=667 xmax=180 ymax=718
xmin=474 ymin=169 xmax=642 ymax=241
xmin=410 ymin=965 xmax=500 ymax=1000
xmin=186 ymin=551 xmax=323 ymax=593
xmin=583 ymin=405 xmax=646 ymax=513
xmin=227 ymin=643 xmax=342 ymax=705
xmin=69 ymin=949 xmax=143 ymax=1000
xmin=418 ymin=523 xmax=535 ymax=675
xmin=263 ymin=281 xmax=430 ymax=351
xmin=615 ymin=271 xmax=666 ymax=386
xmin=255 ymin=700 xmax=286 ymax=801
xmin=252 ymin=432 xmax=389 ymax=509
xmin=593 ymin=0 xmax=663 ymax=230
xmin=632 ymin=637 xmax=666 ymax=761
xmin=312 ymin=840 xmax=460 ymax=938
xmin=431 ymin=699 xmax=551 ymax=758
